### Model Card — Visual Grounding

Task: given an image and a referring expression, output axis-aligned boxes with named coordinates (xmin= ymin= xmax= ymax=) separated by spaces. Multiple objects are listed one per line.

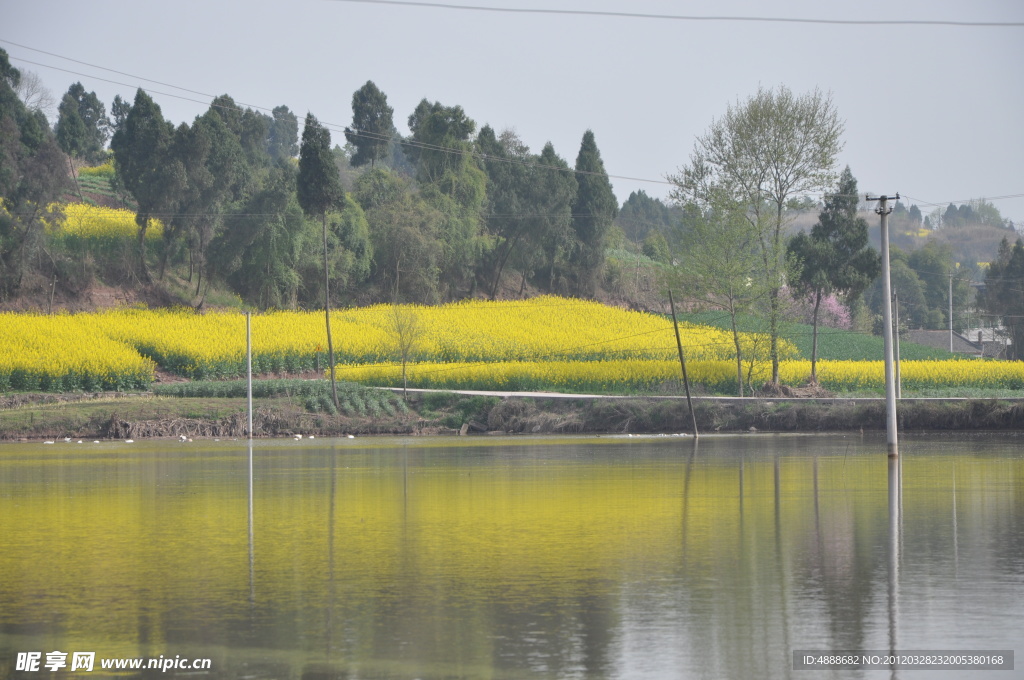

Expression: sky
xmin=5 ymin=0 xmax=1024 ymax=223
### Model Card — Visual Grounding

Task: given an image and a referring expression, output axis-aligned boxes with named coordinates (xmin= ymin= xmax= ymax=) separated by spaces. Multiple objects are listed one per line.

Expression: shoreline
xmin=2 ymin=391 xmax=1024 ymax=441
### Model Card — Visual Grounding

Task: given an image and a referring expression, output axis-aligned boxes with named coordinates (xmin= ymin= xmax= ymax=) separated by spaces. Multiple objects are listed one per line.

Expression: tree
xmin=907 ymin=240 xmax=969 ymax=330
xmin=668 ymin=196 xmax=769 ymax=397
xmin=0 ymin=122 xmax=68 ymax=297
xmin=298 ymin=112 xmax=344 ymax=408
xmin=406 ymin=99 xmax=487 ymax=296
xmin=267 ymin=105 xmax=298 ymax=162
xmin=981 ymin=238 xmax=1024 ymax=359
xmin=59 ymin=83 xmax=110 ymax=164
xmin=669 ymin=86 xmax=844 ymax=384
xmin=55 ymin=92 xmax=88 ymax=200
xmin=787 ymin=167 xmax=880 ymax=381
xmin=533 ymin=142 xmax=578 ymax=293
xmin=110 ymin=95 xmax=131 ymax=134
xmin=298 ymin=194 xmax=373 ymax=306
xmin=390 ymin=304 xmax=422 ymax=400
xmin=617 ymin=190 xmax=680 ymax=244
xmin=164 ymin=106 xmax=244 ymax=292
xmin=477 ymin=125 xmax=534 ymax=298
xmin=355 ymin=168 xmax=444 ymax=303
xmin=406 ymin=98 xmax=476 ymax=182
xmin=0 ymin=49 xmax=69 ymax=298
xmin=211 ymin=163 xmax=310 ymax=308
xmin=864 ymin=247 xmax=928 ymax=331
xmin=109 ymin=89 xmax=178 ymax=283
xmin=12 ymin=70 xmax=56 ymax=121
xmin=569 ymin=130 xmax=617 ymax=296
xmin=345 ymin=81 xmax=394 ymax=168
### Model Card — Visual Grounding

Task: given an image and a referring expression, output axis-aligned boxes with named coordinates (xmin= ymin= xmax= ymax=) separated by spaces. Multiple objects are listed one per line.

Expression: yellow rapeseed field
xmin=0 ymin=313 xmax=155 ymax=391
xmin=46 ymin=203 xmax=163 ymax=241
xmin=1 ymin=297 xmax=1021 ymax=394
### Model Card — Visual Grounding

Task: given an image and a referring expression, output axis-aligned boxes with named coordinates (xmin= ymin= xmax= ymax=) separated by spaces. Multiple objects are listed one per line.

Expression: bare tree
xmin=669 ymin=86 xmax=844 ymax=385
xmin=391 ymin=304 xmax=422 ymax=401
xmin=13 ymin=70 xmax=56 ymax=122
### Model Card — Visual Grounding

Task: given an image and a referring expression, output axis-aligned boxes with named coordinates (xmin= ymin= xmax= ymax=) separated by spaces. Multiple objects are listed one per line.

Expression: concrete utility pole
xmin=867 ymin=193 xmax=899 ymax=457
xmin=949 ymin=272 xmax=954 ymax=353
xmin=893 ymin=292 xmax=901 ymax=399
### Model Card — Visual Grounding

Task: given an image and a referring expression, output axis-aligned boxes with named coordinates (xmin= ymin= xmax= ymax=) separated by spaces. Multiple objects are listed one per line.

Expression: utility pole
xmin=893 ymin=292 xmax=901 ymax=399
xmin=949 ymin=272 xmax=954 ymax=353
xmin=867 ymin=193 xmax=899 ymax=457
xmin=668 ymin=290 xmax=699 ymax=439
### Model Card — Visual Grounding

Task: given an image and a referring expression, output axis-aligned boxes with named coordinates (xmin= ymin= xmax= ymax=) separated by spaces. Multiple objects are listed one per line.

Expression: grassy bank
xmin=3 ymin=389 xmax=1024 ymax=441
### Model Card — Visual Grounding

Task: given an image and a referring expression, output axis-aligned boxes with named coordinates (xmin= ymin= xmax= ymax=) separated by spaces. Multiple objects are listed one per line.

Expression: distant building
xmin=903 ymin=328 xmax=1007 ymax=359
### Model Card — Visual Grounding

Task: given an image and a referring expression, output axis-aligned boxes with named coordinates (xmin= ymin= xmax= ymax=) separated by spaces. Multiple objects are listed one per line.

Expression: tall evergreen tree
xmin=298 ymin=112 xmax=344 ymax=408
xmin=406 ymin=99 xmax=476 ymax=183
xmin=345 ymin=81 xmax=394 ymax=168
xmin=569 ymin=130 xmax=617 ymax=296
xmin=110 ymin=89 xmax=178 ymax=283
xmin=477 ymin=125 xmax=533 ymax=298
xmin=533 ymin=142 xmax=577 ymax=294
xmin=56 ymin=83 xmax=109 ymax=164
xmin=616 ymin=190 xmax=679 ymax=244
xmin=267 ymin=105 xmax=299 ymax=161
xmin=788 ymin=167 xmax=880 ymax=380
xmin=406 ymin=99 xmax=486 ymax=296
xmin=55 ymin=93 xmax=88 ymax=160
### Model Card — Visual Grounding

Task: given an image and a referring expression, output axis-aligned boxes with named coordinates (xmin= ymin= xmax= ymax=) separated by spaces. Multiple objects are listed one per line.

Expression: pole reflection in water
xmin=248 ymin=442 xmax=255 ymax=609
xmin=888 ymin=454 xmax=903 ymax=680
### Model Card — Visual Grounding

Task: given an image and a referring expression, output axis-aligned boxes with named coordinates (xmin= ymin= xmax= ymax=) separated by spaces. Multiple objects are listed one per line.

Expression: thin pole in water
xmin=668 ymin=290 xmax=699 ymax=439
xmin=246 ymin=311 xmax=253 ymax=441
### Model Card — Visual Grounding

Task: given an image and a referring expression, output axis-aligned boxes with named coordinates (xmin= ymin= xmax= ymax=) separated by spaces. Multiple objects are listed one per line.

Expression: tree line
xmin=5 ymin=50 xmax=1022 ymax=369
xmin=1 ymin=48 xmax=621 ymax=308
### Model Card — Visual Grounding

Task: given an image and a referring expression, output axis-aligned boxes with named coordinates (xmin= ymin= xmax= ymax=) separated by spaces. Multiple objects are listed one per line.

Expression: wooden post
xmin=669 ymin=290 xmax=699 ymax=438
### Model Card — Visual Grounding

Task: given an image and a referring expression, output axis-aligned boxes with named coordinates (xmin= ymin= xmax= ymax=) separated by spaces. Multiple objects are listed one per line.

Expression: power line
xmin=2 ymin=44 xmax=672 ymax=188
xmin=328 ymin=0 xmax=1024 ymax=28
xmin=901 ymin=193 xmax=1024 ymax=212
xmin=7 ymin=40 xmax=1023 ymax=226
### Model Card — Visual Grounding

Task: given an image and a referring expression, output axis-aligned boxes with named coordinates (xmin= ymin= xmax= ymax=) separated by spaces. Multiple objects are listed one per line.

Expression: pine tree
xmin=569 ymin=130 xmax=616 ymax=296
xmin=110 ymin=89 xmax=177 ymax=283
xmin=298 ymin=113 xmax=344 ymax=408
xmin=788 ymin=167 xmax=880 ymax=380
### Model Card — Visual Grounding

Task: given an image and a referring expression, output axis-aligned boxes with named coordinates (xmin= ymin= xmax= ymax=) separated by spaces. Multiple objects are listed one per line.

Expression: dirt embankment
xmin=4 ymin=392 xmax=1024 ymax=441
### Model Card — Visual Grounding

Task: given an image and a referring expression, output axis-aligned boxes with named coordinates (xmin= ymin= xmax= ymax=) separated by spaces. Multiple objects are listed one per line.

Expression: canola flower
xmin=98 ymin=298 xmax=783 ymax=379
xmin=46 ymin=203 xmax=163 ymax=242
xmin=336 ymin=358 xmax=1024 ymax=394
xmin=0 ymin=313 xmax=155 ymax=391
xmin=2 ymin=298 xmax=1021 ymax=394
xmin=77 ymin=161 xmax=114 ymax=178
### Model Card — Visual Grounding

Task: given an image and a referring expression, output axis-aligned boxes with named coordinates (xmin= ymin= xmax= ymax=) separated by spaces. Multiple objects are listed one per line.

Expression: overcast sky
xmin=6 ymin=0 xmax=1023 ymax=223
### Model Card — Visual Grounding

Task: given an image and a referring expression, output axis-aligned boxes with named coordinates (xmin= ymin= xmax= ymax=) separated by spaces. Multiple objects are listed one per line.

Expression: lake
xmin=1 ymin=433 xmax=1022 ymax=679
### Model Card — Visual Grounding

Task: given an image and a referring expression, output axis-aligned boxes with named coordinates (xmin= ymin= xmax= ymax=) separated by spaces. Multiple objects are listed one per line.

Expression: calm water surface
xmin=0 ymin=433 xmax=1022 ymax=679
